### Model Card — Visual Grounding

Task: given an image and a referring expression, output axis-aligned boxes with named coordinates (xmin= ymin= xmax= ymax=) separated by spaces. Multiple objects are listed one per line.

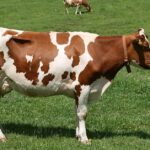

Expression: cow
xmin=0 ymin=27 xmax=150 ymax=144
xmin=64 ymin=0 xmax=91 ymax=14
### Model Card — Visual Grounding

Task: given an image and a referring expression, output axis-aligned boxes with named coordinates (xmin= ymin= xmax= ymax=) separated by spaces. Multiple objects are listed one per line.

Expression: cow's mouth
xmin=138 ymin=60 xmax=150 ymax=69
xmin=145 ymin=60 xmax=150 ymax=63
xmin=144 ymin=60 xmax=150 ymax=68
xmin=131 ymin=59 xmax=150 ymax=69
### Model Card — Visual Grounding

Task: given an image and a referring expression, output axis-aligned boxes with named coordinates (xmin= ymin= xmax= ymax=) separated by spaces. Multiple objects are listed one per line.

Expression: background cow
xmin=64 ymin=0 xmax=91 ymax=14
xmin=0 ymin=28 xmax=150 ymax=144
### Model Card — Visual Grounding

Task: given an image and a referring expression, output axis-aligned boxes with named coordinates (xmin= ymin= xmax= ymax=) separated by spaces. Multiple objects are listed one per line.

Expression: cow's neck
xmin=124 ymin=34 xmax=139 ymax=61
xmin=94 ymin=36 xmax=129 ymax=80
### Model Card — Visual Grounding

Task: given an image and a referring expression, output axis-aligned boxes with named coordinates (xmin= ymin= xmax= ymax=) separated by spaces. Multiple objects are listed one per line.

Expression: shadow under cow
xmin=1 ymin=123 xmax=150 ymax=140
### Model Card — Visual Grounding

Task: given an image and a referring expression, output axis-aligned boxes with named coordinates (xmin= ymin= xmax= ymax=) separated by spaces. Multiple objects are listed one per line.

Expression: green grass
xmin=0 ymin=0 xmax=150 ymax=149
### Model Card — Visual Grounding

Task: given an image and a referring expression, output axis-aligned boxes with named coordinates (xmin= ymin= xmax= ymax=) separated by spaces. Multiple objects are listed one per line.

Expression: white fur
xmin=0 ymin=129 xmax=6 ymax=141
xmin=75 ymin=78 xmax=111 ymax=142
xmin=64 ymin=0 xmax=83 ymax=5
xmin=139 ymin=28 xmax=145 ymax=36
xmin=139 ymin=28 xmax=150 ymax=48
xmin=76 ymin=85 xmax=90 ymax=143
xmin=25 ymin=55 xmax=33 ymax=63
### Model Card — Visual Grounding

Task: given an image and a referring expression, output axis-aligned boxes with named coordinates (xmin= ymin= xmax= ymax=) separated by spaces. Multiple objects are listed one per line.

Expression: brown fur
xmin=65 ymin=35 xmax=85 ymax=67
xmin=42 ymin=74 xmax=55 ymax=86
xmin=79 ymin=32 xmax=150 ymax=85
xmin=6 ymin=32 xmax=58 ymax=85
xmin=62 ymin=71 xmax=69 ymax=79
xmin=57 ymin=32 xmax=70 ymax=45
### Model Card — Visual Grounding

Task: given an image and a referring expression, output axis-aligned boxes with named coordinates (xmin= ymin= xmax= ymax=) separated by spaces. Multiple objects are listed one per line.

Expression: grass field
xmin=0 ymin=0 xmax=150 ymax=149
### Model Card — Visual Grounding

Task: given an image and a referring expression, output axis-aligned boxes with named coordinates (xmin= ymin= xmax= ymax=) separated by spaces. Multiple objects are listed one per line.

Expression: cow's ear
xmin=11 ymin=36 xmax=32 ymax=44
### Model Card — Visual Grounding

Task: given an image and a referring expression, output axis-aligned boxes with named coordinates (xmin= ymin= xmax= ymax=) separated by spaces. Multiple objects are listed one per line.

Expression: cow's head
xmin=128 ymin=28 xmax=150 ymax=69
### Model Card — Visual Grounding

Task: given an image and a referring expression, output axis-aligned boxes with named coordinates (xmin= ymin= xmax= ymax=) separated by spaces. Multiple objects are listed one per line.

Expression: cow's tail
xmin=82 ymin=3 xmax=91 ymax=12
xmin=86 ymin=4 xmax=91 ymax=12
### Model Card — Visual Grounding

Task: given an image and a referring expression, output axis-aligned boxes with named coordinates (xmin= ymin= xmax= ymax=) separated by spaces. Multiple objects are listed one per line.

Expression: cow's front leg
xmin=75 ymin=85 xmax=91 ymax=144
xmin=0 ymin=128 xmax=6 ymax=142
xmin=65 ymin=6 xmax=69 ymax=14
xmin=75 ymin=4 xmax=81 ymax=15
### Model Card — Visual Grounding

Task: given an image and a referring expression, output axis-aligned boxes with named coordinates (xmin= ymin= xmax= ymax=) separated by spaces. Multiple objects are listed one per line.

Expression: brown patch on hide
xmin=70 ymin=72 xmax=76 ymax=81
xmin=74 ymin=84 xmax=82 ymax=106
xmin=57 ymin=32 xmax=70 ymax=45
xmin=6 ymin=31 xmax=58 ymax=85
xmin=62 ymin=71 xmax=68 ymax=79
xmin=42 ymin=74 xmax=55 ymax=86
xmin=65 ymin=35 xmax=85 ymax=67
xmin=79 ymin=36 xmax=124 ymax=85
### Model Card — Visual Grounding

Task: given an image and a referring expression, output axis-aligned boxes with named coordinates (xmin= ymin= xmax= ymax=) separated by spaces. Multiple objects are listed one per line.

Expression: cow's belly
xmin=88 ymin=77 xmax=111 ymax=102
xmin=3 ymin=58 xmax=75 ymax=97
xmin=7 ymin=78 xmax=75 ymax=97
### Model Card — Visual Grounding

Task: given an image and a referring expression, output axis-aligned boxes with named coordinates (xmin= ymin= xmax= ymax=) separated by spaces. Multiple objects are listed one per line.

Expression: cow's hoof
xmin=79 ymin=139 xmax=91 ymax=145
xmin=0 ymin=137 xmax=6 ymax=142
xmin=81 ymin=139 xmax=91 ymax=145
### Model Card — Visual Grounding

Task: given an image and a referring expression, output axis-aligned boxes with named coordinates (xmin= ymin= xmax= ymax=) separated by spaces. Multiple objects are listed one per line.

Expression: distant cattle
xmin=0 ymin=28 xmax=150 ymax=144
xmin=64 ymin=0 xmax=91 ymax=14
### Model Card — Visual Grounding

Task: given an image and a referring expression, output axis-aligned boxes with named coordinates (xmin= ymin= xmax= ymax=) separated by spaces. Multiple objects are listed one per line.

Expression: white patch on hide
xmin=37 ymin=61 xmax=45 ymax=83
xmin=25 ymin=55 xmax=33 ymax=63
xmin=139 ymin=28 xmax=150 ymax=47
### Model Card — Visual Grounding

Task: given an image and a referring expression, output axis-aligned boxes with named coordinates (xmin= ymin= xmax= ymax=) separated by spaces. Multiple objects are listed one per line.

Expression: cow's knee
xmin=77 ymin=105 xmax=87 ymax=120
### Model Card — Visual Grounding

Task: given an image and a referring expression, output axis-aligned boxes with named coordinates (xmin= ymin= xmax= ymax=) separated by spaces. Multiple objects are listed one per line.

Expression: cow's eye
xmin=140 ymin=35 xmax=145 ymax=40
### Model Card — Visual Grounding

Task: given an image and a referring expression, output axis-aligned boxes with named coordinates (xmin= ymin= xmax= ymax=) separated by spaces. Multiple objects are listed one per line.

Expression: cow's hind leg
xmin=82 ymin=3 xmax=91 ymax=12
xmin=75 ymin=85 xmax=91 ymax=144
xmin=0 ymin=128 xmax=6 ymax=142
xmin=65 ymin=6 xmax=69 ymax=14
xmin=64 ymin=2 xmax=69 ymax=14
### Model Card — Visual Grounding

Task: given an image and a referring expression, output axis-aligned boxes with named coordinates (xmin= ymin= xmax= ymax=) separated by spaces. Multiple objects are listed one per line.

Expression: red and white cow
xmin=64 ymin=0 xmax=91 ymax=14
xmin=0 ymin=27 xmax=150 ymax=144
